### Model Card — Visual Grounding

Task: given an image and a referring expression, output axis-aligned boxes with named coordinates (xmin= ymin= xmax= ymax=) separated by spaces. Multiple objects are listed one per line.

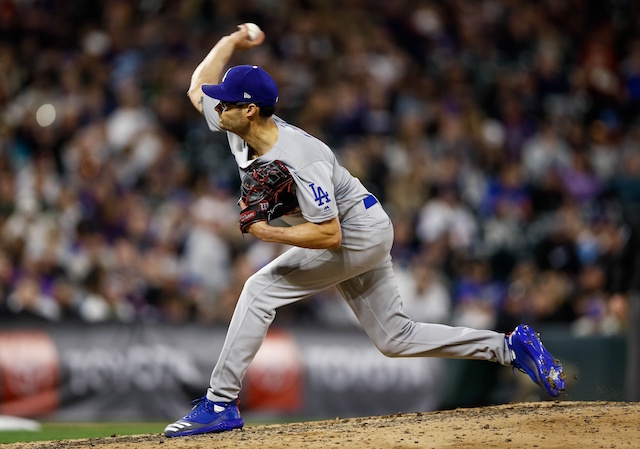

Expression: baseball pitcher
xmin=164 ymin=24 xmax=565 ymax=437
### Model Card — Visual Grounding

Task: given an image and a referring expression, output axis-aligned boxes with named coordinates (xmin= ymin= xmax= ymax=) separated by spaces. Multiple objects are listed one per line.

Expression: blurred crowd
xmin=1 ymin=0 xmax=639 ymax=336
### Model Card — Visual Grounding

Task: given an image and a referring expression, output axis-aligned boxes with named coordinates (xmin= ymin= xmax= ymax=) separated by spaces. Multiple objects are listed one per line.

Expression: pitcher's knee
xmin=239 ymin=274 xmax=275 ymax=318
xmin=244 ymin=270 xmax=270 ymax=289
xmin=371 ymin=320 xmax=415 ymax=357
xmin=373 ymin=338 xmax=404 ymax=357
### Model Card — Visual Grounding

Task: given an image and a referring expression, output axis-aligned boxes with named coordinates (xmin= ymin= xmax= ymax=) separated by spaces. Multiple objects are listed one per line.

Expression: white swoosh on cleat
xmin=165 ymin=422 xmax=192 ymax=432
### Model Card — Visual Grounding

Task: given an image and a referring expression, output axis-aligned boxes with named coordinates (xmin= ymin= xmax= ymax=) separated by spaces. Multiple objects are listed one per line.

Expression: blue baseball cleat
xmin=507 ymin=324 xmax=566 ymax=397
xmin=164 ymin=397 xmax=244 ymax=437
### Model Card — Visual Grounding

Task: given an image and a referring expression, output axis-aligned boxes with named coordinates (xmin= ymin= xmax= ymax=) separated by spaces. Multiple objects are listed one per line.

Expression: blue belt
xmin=363 ymin=194 xmax=378 ymax=209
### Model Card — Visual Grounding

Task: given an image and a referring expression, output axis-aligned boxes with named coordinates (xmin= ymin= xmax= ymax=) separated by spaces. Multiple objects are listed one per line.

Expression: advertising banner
xmin=0 ymin=323 xmax=445 ymax=421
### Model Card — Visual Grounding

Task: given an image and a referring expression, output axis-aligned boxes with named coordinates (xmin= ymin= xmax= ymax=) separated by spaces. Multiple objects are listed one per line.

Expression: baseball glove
xmin=239 ymin=159 xmax=298 ymax=233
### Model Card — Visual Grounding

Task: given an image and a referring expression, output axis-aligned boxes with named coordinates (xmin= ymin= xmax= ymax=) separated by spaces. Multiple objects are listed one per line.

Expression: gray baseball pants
xmin=207 ymin=204 xmax=511 ymax=402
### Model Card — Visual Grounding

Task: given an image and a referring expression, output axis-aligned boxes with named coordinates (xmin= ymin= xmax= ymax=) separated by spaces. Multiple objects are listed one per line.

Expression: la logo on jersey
xmin=309 ymin=183 xmax=331 ymax=206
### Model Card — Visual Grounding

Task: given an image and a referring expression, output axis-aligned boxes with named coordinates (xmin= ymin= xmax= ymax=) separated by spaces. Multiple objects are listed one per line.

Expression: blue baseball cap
xmin=202 ymin=65 xmax=279 ymax=107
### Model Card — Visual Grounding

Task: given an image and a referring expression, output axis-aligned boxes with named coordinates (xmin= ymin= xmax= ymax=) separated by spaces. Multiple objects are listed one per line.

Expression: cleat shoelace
xmin=184 ymin=397 xmax=216 ymax=419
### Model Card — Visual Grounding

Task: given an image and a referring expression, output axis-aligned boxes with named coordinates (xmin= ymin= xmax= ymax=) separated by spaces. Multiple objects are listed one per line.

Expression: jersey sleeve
xmin=292 ymin=161 xmax=338 ymax=223
xmin=202 ymin=95 xmax=222 ymax=132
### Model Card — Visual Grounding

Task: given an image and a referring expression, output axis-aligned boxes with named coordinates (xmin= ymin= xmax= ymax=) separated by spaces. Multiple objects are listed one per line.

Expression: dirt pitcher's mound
xmin=7 ymin=401 xmax=640 ymax=449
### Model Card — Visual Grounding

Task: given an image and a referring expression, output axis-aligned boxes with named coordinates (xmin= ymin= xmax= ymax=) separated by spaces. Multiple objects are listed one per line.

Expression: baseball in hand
xmin=245 ymin=23 xmax=262 ymax=41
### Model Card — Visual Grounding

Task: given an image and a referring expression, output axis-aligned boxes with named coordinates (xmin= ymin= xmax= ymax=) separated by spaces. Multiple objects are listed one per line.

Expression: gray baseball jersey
xmin=201 ymin=96 xmax=510 ymax=402
xmin=203 ymin=96 xmax=383 ymax=231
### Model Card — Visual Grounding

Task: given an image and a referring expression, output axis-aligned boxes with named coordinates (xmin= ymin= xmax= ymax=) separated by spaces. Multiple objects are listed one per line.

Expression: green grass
xmin=0 ymin=422 xmax=166 ymax=444
xmin=0 ymin=416 xmax=304 ymax=445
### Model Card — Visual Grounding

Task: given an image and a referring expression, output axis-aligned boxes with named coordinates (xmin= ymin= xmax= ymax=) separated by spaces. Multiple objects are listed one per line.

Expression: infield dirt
xmin=3 ymin=401 xmax=639 ymax=449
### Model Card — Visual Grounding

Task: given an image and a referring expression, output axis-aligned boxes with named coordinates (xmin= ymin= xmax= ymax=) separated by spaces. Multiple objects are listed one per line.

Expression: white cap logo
xmin=243 ymin=92 xmax=252 ymax=99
